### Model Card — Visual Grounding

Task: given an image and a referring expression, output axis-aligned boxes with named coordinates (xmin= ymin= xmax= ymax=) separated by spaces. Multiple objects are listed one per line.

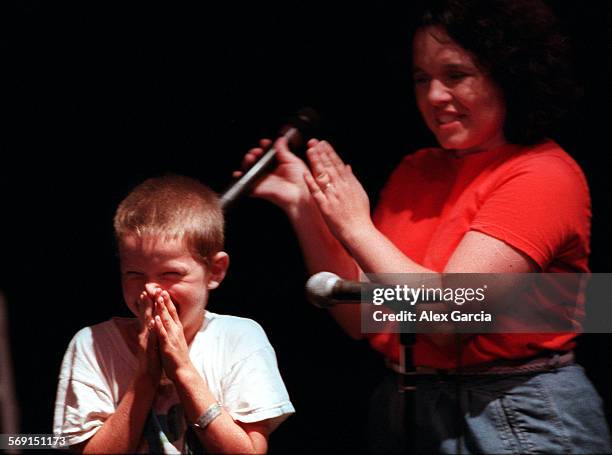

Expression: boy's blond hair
xmin=114 ymin=175 xmax=224 ymax=264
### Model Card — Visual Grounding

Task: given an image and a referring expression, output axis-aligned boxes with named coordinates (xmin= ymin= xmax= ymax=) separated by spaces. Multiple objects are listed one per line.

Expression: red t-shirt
xmin=370 ymin=140 xmax=591 ymax=368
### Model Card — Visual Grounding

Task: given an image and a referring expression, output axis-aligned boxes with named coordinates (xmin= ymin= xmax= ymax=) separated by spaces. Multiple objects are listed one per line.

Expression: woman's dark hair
xmin=415 ymin=0 xmax=578 ymax=144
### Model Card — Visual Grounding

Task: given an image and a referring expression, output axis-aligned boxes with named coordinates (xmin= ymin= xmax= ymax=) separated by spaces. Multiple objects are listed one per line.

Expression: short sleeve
xmin=53 ymin=328 xmax=115 ymax=446
xmin=469 ymin=153 xmax=591 ymax=269
xmin=219 ymin=321 xmax=295 ymax=430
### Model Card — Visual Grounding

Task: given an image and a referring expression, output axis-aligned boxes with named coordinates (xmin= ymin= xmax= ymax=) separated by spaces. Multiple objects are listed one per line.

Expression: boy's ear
xmin=207 ymin=251 xmax=229 ymax=290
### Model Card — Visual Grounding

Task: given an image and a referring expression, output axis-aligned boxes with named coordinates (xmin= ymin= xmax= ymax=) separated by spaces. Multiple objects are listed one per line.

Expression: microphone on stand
xmin=306 ymin=271 xmax=417 ymax=387
xmin=220 ymin=107 xmax=320 ymax=210
xmin=305 ymin=271 xmax=438 ymax=308
xmin=305 ymin=271 xmax=378 ymax=309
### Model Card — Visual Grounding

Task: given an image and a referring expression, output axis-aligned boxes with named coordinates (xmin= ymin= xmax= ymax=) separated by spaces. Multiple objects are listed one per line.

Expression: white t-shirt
xmin=54 ymin=311 xmax=295 ymax=453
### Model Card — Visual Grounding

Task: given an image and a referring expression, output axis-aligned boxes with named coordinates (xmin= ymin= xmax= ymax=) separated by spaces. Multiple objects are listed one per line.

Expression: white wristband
xmin=192 ymin=402 xmax=222 ymax=430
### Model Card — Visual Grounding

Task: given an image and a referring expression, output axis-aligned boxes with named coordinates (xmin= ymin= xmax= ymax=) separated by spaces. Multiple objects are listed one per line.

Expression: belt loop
xmin=399 ymin=344 xmax=406 ymax=374
xmin=396 ymin=369 xmax=404 ymax=394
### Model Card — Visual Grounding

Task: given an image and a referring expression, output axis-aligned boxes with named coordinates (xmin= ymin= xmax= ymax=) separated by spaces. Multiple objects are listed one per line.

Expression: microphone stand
xmin=305 ymin=272 xmax=418 ymax=452
xmin=399 ymin=332 xmax=416 ymax=454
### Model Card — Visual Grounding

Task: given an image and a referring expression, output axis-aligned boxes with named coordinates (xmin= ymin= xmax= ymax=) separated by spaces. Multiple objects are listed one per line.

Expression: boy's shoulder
xmin=203 ymin=311 xmax=267 ymax=338
xmin=70 ymin=319 xmax=116 ymax=342
xmin=60 ymin=319 xmax=130 ymax=381
xmin=199 ymin=312 xmax=272 ymax=356
xmin=67 ymin=318 xmax=131 ymax=358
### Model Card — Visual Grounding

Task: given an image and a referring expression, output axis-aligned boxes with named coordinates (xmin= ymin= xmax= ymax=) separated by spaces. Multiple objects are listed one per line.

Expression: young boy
xmin=53 ymin=175 xmax=295 ymax=453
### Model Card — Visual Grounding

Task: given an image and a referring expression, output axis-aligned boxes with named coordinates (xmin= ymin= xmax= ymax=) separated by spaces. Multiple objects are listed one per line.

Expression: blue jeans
xmin=368 ymin=364 xmax=611 ymax=454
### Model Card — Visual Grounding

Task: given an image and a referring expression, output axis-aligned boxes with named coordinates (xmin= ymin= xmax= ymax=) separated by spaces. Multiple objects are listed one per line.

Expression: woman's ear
xmin=207 ymin=252 xmax=230 ymax=290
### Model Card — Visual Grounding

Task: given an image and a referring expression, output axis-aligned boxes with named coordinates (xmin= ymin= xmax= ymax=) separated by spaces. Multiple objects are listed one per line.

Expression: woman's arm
xmin=303 ymin=140 xmax=536 ymax=276
xmin=237 ymin=138 xmax=364 ymax=338
xmin=301 ymin=141 xmax=540 ymax=348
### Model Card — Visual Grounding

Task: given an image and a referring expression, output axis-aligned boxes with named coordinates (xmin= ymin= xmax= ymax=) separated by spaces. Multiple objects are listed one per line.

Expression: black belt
xmin=388 ymin=351 xmax=574 ymax=391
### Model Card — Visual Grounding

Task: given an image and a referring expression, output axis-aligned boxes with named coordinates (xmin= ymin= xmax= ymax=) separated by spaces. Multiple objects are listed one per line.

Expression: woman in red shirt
xmin=236 ymin=0 xmax=611 ymax=452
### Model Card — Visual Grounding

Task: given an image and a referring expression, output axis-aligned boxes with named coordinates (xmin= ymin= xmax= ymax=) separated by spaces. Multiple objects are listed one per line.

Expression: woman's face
xmin=412 ymin=26 xmax=507 ymax=154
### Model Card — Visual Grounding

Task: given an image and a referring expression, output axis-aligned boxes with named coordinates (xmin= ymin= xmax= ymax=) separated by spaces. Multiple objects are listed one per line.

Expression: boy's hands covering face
xmin=135 ymin=290 xmax=162 ymax=382
xmin=153 ymin=290 xmax=193 ymax=383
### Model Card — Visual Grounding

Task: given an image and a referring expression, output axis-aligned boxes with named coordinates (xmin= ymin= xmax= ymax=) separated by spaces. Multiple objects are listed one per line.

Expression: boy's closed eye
xmin=160 ymin=271 xmax=188 ymax=284
xmin=123 ymin=271 xmax=144 ymax=277
xmin=447 ymin=71 xmax=469 ymax=81
xmin=162 ymin=271 xmax=185 ymax=277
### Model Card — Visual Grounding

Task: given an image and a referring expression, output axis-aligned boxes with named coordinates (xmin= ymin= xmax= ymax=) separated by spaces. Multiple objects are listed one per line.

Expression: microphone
xmin=307 ymin=273 xmax=418 ymax=349
xmin=220 ymin=107 xmax=320 ymax=210
xmin=306 ymin=271 xmax=374 ymax=309
xmin=305 ymin=271 xmax=441 ymax=309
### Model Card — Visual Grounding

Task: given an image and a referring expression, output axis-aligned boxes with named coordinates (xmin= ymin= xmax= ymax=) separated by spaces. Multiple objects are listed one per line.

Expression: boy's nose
xmin=145 ymin=282 xmax=161 ymax=296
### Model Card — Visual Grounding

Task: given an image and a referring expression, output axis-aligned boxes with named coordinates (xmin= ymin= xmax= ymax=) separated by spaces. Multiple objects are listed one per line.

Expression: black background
xmin=2 ymin=1 xmax=610 ymax=453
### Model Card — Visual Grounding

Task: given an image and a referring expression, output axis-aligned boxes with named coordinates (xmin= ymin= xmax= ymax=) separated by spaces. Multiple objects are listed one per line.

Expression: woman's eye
xmin=448 ymin=72 xmax=468 ymax=81
xmin=413 ymin=74 xmax=430 ymax=85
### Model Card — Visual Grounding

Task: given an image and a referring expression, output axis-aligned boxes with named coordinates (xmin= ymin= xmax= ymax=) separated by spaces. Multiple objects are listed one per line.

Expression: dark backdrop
xmin=2 ymin=2 xmax=610 ymax=453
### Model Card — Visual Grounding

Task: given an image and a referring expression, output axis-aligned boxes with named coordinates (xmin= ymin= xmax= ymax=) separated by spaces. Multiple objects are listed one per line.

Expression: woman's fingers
xmin=242 ymin=139 xmax=272 ymax=169
xmin=259 ymin=138 xmax=272 ymax=148
xmin=307 ymin=141 xmax=343 ymax=193
xmin=321 ymin=141 xmax=347 ymax=176
xmin=303 ymin=171 xmax=325 ymax=201
xmin=241 ymin=149 xmax=264 ymax=170
xmin=273 ymin=136 xmax=302 ymax=164
xmin=307 ymin=138 xmax=320 ymax=148
xmin=317 ymin=142 xmax=341 ymax=179
xmin=233 ymin=139 xmax=274 ymax=178
xmin=306 ymin=145 xmax=326 ymax=180
xmin=304 ymin=171 xmax=337 ymax=203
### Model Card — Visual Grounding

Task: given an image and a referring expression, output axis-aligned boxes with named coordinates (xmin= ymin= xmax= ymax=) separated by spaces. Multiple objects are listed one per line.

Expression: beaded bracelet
xmin=192 ymin=402 xmax=222 ymax=430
